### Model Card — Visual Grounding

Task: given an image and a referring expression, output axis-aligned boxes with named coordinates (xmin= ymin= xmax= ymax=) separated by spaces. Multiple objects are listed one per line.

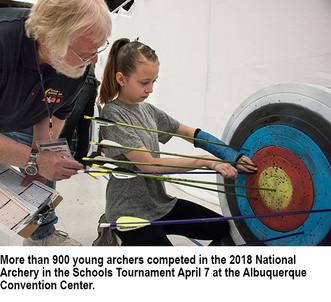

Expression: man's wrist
xmin=24 ymin=149 xmax=39 ymax=175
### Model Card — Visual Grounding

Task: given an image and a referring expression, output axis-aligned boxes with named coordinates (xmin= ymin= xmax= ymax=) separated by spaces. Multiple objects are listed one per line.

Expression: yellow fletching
xmin=88 ymin=172 xmax=109 ymax=177
xmin=116 ymin=216 xmax=151 ymax=227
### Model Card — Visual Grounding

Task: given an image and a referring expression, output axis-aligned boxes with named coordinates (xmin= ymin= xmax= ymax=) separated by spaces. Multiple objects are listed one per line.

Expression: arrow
xmin=83 ymin=156 xmax=215 ymax=170
xmin=91 ymin=140 xmax=256 ymax=167
xmin=239 ymin=231 xmax=304 ymax=246
xmin=91 ymin=164 xmax=259 ymax=199
xmin=82 ymin=169 xmax=256 ymax=175
xmin=158 ymin=178 xmax=257 ymax=199
xmin=134 ymin=170 xmax=256 ymax=175
xmin=83 ymin=156 xmax=257 ymax=173
xmin=84 ymin=115 xmax=249 ymax=151
xmin=83 ymin=163 xmax=259 ymax=199
xmin=101 ymin=208 xmax=331 ymax=231
xmin=92 ymin=164 xmax=273 ymax=192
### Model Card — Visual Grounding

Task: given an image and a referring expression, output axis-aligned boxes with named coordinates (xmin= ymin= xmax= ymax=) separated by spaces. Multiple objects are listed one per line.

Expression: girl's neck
xmin=117 ymin=93 xmax=134 ymax=105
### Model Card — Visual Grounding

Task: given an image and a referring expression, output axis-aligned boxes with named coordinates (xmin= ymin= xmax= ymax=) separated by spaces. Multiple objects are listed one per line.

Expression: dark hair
xmin=99 ymin=38 xmax=159 ymax=104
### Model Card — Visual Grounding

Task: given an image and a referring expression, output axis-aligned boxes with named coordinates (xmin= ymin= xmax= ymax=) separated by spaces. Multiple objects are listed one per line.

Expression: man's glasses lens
xmin=71 ymin=40 xmax=109 ymax=64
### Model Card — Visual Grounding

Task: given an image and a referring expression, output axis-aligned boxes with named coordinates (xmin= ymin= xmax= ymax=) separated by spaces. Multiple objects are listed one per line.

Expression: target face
xmin=219 ymin=83 xmax=331 ymax=246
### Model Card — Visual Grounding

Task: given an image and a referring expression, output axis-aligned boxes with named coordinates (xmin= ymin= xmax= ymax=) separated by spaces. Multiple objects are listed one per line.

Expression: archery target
xmin=218 ymin=83 xmax=331 ymax=246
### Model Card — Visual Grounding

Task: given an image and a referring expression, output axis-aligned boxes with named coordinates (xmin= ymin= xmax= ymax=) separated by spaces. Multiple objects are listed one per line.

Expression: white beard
xmin=48 ymin=52 xmax=87 ymax=79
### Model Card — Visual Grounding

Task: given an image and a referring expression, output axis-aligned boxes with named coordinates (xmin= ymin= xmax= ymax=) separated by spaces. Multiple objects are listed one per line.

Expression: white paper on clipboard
xmin=0 ymin=164 xmax=60 ymax=237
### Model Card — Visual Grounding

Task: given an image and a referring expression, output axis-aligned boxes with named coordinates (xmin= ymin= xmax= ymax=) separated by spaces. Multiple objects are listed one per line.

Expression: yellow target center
xmin=258 ymin=166 xmax=293 ymax=211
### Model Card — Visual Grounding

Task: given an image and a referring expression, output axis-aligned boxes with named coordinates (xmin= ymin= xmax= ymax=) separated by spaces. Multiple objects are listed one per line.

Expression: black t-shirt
xmin=0 ymin=8 xmax=88 ymax=133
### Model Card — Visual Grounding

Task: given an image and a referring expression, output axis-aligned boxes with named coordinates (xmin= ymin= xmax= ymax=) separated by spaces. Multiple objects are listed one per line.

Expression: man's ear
xmin=116 ymin=72 xmax=125 ymax=86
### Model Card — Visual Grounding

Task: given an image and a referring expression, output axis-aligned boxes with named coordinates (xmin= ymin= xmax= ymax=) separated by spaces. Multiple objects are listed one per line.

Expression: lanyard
xmin=34 ymin=41 xmax=62 ymax=140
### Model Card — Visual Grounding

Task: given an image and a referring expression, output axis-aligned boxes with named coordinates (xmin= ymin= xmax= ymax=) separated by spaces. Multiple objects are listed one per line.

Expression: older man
xmin=0 ymin=0 xmax=112 ymax=245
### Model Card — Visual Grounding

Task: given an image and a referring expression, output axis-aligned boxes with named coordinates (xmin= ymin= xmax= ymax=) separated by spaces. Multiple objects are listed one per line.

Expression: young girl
xmin=98 ymin=38 xmax=257 ymax=246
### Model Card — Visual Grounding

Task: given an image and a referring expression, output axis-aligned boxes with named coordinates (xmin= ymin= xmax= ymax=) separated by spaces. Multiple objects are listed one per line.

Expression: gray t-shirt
xmin=100 ymin=99 xmax=180 ymax=223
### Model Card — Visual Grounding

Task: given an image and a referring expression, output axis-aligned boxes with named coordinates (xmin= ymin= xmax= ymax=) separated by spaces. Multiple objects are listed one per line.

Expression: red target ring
xmin=246 ymin=146 xmax=314 ymax=232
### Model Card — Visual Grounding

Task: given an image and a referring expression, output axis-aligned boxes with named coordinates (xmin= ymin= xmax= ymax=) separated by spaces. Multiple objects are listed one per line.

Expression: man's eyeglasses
xmin=70 ymin=40 xmax=109 ymax=65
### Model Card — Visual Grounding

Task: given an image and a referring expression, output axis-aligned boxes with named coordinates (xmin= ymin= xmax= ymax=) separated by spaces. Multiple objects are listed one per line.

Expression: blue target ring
xmin=219 ymin=83 xmax=331 ymax=246
xmin=234 ymin=125 xmax=331 ymax=245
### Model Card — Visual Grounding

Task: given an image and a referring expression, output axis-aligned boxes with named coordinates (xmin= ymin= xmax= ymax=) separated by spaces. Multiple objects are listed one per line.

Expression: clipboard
xmin=0 ymin=164 xmax=62 ymax=238
xmin=18 ymin=195 xmax=63 ymax=238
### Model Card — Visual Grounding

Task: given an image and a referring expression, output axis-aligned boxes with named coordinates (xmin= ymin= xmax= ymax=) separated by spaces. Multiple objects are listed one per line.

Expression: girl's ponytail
xmin=99 ymin=38 xmax=130 ymax=104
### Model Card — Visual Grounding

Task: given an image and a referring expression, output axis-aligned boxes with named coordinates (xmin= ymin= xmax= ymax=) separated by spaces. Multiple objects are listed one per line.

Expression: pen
xmin=61 ymin=155 xmax=98 ymax=180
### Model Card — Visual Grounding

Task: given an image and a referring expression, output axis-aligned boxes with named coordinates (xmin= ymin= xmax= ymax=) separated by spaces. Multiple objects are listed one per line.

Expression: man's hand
xmin=36 ymin=151 xmax=84 ymax=181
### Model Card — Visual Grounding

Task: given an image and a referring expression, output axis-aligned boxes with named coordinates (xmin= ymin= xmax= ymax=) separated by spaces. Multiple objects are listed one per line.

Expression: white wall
xmin=95 ymin=0 xmax=331 ymax=204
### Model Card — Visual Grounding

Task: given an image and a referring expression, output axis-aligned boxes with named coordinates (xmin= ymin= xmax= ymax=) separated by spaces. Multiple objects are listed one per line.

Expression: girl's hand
xmin=213 ymin=163 xmax=238 ymax=180
xmin=236 ymin=155 xmax=258 ymax=173
xmin=205 ymin=158 xmax=238 ymax=180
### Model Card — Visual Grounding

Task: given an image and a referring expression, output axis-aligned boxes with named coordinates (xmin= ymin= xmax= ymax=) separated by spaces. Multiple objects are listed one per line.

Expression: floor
xmin=0 ymin=171 xmax=222 ymax=246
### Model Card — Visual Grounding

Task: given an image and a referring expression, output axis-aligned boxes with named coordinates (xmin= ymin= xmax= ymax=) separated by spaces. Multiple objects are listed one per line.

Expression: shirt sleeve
xmin=100 ymin=105 xmax=145 ymax=158
xmin=147 ymin=103 xmax=180 ymax=144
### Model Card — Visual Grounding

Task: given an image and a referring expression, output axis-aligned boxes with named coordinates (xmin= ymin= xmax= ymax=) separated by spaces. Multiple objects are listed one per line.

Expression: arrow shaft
xmin=90 ymin=165 xmax=257 ymax=199
xmin=85 ymin=115 xmax=249 ymax=151
xmin=95 ymin=164 xmax=273 ymax=192
xmin=164 ymin=179 xmax=257 ymax=199
xmin=127 ymin=170 xmax=256 ymax=175
xmin=82 ymin=170 xmax=255 ymax=175
xmin=239 ymin=231 xmax=304 ymax=246
xmin=83 ymin=156 xmax=212 ymax=170
xmin=108 ymin=208 xmax=331 ymax=228
xmin=93 ymin=141 xmax=255 ymax=167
